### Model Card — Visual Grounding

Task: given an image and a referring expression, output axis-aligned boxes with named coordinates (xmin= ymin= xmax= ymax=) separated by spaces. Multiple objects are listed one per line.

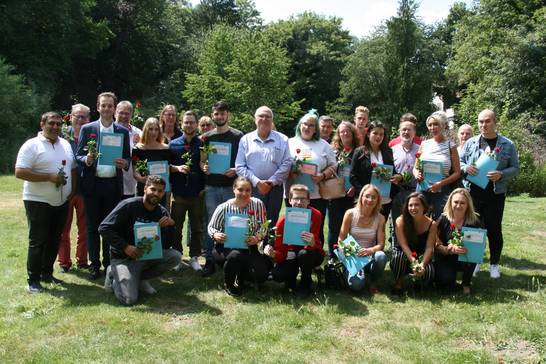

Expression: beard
xmin=214 ymin=118 xmax=227 ymax=127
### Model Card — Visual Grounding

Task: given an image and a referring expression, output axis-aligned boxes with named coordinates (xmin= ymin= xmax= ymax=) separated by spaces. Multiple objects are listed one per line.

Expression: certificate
xmin=224 ymin=212 xmax=249 ymax=249
xmin=133 ymin=222 xmax=163 ymax=261
xmin=294 ymin=162 xmax=317 ymax=192
xmin=466 ymin=153 xmax=500 ymax=189
xmin=147 ymin=160 xmax=170 ymax=192
xmin=416 ymin=160 xmax=444 ymax=191
xmin=282 ymin=207 xmax=311 ymax=246
xmin=458 ymin=227 xmax=487 ymax=264
xmin=340 ymin=165 xmax=352 ymax=190
xmin=98 ymin=132 xmax=124 ymax=166
xmin=334 ymin=235 xmax=370 ymax=278
xmin=208 ymin=141 xmax=231 ymax=174
xmin=370 ymin=164 xmax=393 ymax=198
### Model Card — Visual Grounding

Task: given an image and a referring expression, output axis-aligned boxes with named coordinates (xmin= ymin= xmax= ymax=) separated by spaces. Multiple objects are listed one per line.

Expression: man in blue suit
xmin=76 ymin=92 xmax=130 ymax=280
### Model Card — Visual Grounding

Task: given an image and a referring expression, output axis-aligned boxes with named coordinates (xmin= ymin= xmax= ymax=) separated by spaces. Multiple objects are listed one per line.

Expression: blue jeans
xmin=343 ymin=251 xmax=388 ymax=292
xmin=204 ymin=185 xmax=234 ymax=261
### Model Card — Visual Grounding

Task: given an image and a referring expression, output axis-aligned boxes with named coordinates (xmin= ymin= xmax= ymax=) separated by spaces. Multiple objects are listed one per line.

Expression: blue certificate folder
xmin=370 ymin=164 xmax=393 ymax=197
xmin=208 ymin=141 xmax=231 ymax=174
xmin=224 ymin=212 xmax=249 ymax=249
xmin=458 ymin=227 xmax=487 ymax=264
xmin=98 ymin=132 xmax=124 ymax=166
xmin=466 ymin=153 xmax=500 ymax=189
xmin=416 ymin=160 xmax=444 ymax=191
xmin=340 ymin=165 xmax=351 ymax=190
xmin=147 ymin=161 xmax=170 ymax=192
xmin=294 ymin=162 xmax=318 ymax=192
xmin=133 ymin=222 xmax=163 ymax=261
xmin=282 ymin=207 xmax=311 ymax=246
xmin=334 ymin=235 xmax=370 ymax=277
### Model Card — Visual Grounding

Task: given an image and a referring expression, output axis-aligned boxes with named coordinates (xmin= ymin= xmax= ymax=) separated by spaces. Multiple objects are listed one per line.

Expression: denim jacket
xmin=459 ymin=134 xmax=519 ymax=194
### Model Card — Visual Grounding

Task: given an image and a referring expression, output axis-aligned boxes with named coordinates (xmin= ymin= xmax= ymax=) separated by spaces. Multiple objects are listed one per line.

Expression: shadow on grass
xmin=502 ymin=256 xmax=546 ymax=271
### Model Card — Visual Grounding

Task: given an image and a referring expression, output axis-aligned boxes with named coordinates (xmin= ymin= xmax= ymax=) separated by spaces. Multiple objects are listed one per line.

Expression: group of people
xmin=15 ymin=91 xmax=520 ymax=305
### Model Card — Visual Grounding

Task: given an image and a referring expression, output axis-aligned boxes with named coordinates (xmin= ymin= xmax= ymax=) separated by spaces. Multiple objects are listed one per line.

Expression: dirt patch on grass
xmin=455 ymin=338 xmax=541 ymax=363
xmin=163 ymin=314 xmax=195 ymax=330
xmin=530 ymin=230 xmax=546 ymax=238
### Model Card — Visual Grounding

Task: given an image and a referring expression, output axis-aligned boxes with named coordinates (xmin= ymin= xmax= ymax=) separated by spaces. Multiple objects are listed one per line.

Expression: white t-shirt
xmin=115 ymin=122 xmax=141 ymax=195
xmin=286 ymin=136 xmax=337 ymax=199
xmin=16 ymin=133 xmax=75 ymax=206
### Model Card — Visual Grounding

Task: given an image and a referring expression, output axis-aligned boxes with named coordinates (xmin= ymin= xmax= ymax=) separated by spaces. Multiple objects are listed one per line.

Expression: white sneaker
xmin=473 ymin=264 xmax=481 ymax=277
xmin=490 ymin=264 xmax=501 ymax=279
xmin=189 ymin=256 xmax=202 ymax=271
xmin=139 ymin=280 xmax=157 ymax=295
xmin=172 ymin=263 xmax=182 ymax=272
xmin=104 ymin=266 xmax=113 ymax=292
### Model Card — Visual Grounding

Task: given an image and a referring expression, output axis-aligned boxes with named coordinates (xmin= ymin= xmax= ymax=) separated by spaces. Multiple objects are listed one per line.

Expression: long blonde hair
xmin=443 ymin=188 xmax=480 ymax=225
xmin=141 ymin=117 xmax=164 ymax=145
xmin=159 ymin=104 xmax=177 ymax=130
xmin=355 ymin=184 xmax=382 ymax=218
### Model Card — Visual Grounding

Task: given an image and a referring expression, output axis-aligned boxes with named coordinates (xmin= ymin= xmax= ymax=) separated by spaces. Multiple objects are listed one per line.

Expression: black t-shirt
xmin=202 ymin=127 xmax=243 ymax=187
xmin=435 ymin=214 xmax=481 ymax=262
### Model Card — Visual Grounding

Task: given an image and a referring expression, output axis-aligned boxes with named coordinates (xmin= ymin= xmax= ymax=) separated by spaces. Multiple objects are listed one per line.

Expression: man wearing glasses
xmin=15 ymin=112 xmax=77 ymax=293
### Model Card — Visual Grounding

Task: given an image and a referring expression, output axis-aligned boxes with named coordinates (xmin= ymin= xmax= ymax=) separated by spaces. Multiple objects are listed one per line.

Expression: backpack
xmin=324 ymin=261 xmax=347 ymax=290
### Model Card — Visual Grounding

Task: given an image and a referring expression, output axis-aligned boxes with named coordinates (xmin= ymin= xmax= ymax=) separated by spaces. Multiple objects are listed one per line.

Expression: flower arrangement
xmin=292 ymin=148 xmax=309 ymax=172
xmin=258 ymin=219 xmax=278 ymax=246
xmin=371 ymin=162 xmax=391 ymax=182
xmin=484 ymin=146 xmax=501 ymax=160
xmin=132 ymin=100 xmax=144 ymax=128
xmin=337 ymin=147 xmax=351 ymax=167
xmin=136 ymin=234 xmax=160 ymax=255
xmin=181 ymin=144 xmax=192 ymax=167
xmin=410 ymin=251 xmax=425 ymax=277
xmin=448 ymin=224 xmax=463 ymax=246
xmin=132 ymin=156 xmax=149 ymax=176
xmin=337 ymin=237 xmax=360 ymax=257
xmin=400 ymin=171 xmax=413 ymax=187
xmin=415 ymin=151 xmax=423 ymax=173
xmin=199 ymin=136 xmax=217 ymax=164
xmin=85 ymin=133 xmax=100 ymax=159
xmin=246 ymin=209 xmax=259 ymax=238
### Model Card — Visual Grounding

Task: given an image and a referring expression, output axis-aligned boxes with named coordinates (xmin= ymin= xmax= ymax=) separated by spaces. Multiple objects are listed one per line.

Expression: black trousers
xmin=24 ymin=200 xmax=69 ymax=282
xmin=327 ymin=196 xmax=355 ymax=258
xmin=84 ymin=178 xmax=121 ymax=271
xmin=223 ymin=247 xmax=270 ymax=288
xmin=272 ymin=249 xmax=324 ymax=290
xmin=434 ymin=255 xmax=476 ymax=289
xmin=470 ymin=186 xmax=506 ymax=265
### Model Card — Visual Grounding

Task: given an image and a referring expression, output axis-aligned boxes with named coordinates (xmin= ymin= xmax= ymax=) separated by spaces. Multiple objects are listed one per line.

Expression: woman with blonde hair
xmin=338 ymin=184 xmax=387 ymax=293
xmin=159 ymin=104 xmax=182 ymax=143
xmin=434 ymin=188 xmax=481 ymax=294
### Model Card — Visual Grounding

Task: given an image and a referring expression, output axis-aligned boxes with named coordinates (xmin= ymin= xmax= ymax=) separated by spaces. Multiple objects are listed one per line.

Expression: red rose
xmin=200 ymin=136 xmax=206 ymax=142
xmin=411 ymin=251 xmax=417 ymax=258
xmin=296 ymin=148 xmax=301 ymax=154
xmin=63 ymin=114 xmax=70 ymax=122
xmin=371 ymin=162 xmax=377 ymax=168
xmin=90 ymin=133 xmax=97 ymax=138
xmin=450 ymin=223 xmax=455 ymax=230
xmin=344 ymin=146 xmax=351 ymax=152
xmin=61 ymin=160 xmax=66 ymax=166
xmin=184 ymin=144 xmax=190 ymax=150
xmin=494 ymin=147 xmax=500 ymax=153
xmin=415 ymin=152 xmax=421 ymax=158
xmin=333 ymin=244 xmax=338 ymax=249
xmin=131 ymin=155 xmax=139 ymax=162
xmin=248 ymin=209 xmax=255 ymax=216
xmin=135 ymin=100 xmax=142 ymax=109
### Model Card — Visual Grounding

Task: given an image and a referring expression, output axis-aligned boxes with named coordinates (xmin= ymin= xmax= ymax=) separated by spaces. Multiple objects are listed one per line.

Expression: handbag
xmin=319 ymin=172 xmax=346 ymax=200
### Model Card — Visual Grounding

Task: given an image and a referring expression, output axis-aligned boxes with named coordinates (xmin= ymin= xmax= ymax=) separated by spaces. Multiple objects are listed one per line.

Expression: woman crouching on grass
xmin=434 ymin=188 xmax=480 ymax=294
xmin=337 ymin=184 xmax=387 ymax=294
xmin=390 ymin=192 xmax=436 ymax=296
xmin=208 ymin=177 xmax=269 ymax=296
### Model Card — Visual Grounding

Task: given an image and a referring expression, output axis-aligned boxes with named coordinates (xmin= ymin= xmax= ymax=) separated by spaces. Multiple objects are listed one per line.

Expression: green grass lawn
xmin=0 ymin=175 xmax=545 ymax=363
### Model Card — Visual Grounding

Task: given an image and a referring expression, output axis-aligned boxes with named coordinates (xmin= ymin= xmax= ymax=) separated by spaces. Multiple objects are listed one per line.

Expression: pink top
xmin=350 ymin=208 xmax=379 ymax=249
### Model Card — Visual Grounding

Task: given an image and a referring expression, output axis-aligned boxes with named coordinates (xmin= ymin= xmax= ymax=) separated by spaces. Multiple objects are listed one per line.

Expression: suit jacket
xmin=75 ymin=120 xmax=130 ymax=197
xmin=350 ymin=145 xmax=398 ymax=198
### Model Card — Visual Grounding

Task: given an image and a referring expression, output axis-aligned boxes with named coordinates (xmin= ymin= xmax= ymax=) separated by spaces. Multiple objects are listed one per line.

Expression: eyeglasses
xmin=46 ymin=121 xmax=62 ymax=126
xmin=72 ymin=115 xmax=88 ymax=119
xmin=290 ymin=197 xmax=309 ymax=202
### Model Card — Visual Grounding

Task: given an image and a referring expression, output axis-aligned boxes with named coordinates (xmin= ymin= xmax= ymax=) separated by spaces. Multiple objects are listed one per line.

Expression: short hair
xmin=41 ymin=111 xmax=61 ymax=124
xmin=319 ymin=115 xmax=334 ymax=125
xmin=294 ymin=113 xmax=320 ymax=141
xmin=181 ymin=110 xmax=198 ymax=122
xmin=443 ymin=188 xmax=480 ymax=225
xmin=116 ymin=100 xmax=133 ymax=112
xmin=199 ymin=116 xmax=212 ymax=125
xmin=400 ymin=112 xmax=417 ymax=124
xmin=141 ymin=117 xmax=164 ymax=145
xmin=71 ymin=104 xmax=90 ymax=116
xmin=255 ymin=106 xmax=273 ymax=119
xmin=97 ymin=92 xmax=117 ymax=105
xmin=212 ymin=101 xmax=229 ymax=113
xmin=426 ymin=111 xmax=449 ymax=130
xmin=355 ymin=106 xmax=369 ymax=115
xmin=289 ymin=184 xmax=310 ymax=200
xmin=232 ymin=176 xmax=252 ymax=189
xmin=145 ymin=175 xmax=166 ymax=187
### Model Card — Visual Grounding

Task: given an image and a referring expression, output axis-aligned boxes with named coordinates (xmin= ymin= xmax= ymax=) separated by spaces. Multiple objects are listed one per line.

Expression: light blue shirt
xmin=235 ymin=130 xmax=292 ymax=186
xmin=96 ymin=120 xmax=116 ymax=178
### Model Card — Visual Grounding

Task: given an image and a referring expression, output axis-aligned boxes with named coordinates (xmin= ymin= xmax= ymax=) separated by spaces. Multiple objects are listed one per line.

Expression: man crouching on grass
xmin=99 ymin=175 xmax=181 ymax=305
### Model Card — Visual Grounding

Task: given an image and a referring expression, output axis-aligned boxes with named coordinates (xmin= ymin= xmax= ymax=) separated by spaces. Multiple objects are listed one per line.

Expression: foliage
xmin=191 ymin=0 xmax=262 ymax=31
xmin=183 ymin=24 xmax=301 ymax=134
xmin=0 ymin=58 xmax=49 ymax=173
xmin=265 ymin=12 xmax=353 ymax=114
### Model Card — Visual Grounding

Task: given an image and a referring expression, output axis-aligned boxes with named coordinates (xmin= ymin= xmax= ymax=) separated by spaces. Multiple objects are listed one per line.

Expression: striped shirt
xmin=208 ymin=197 xmax=267 ymax=238
xmin=420 ymin=138 xmax=453 ymax=177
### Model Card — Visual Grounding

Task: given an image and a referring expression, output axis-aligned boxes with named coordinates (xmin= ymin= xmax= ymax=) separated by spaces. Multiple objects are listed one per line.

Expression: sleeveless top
xmin=411 ymin=221 xmax=432 ymax=255
xmin=350 ymin=208 xmax=379 ymax=249
xmin=420 ymin=138 xmax=452 ymax=177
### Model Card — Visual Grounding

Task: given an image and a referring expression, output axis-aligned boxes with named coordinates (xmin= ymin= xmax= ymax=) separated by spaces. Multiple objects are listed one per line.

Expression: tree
xmin=191 ymin=0 xmax=262 ymax=31
xmin=183 ymin=25 xmax=300 ymax=134
xmin=265 ymin=12 xmax=353 ymax=114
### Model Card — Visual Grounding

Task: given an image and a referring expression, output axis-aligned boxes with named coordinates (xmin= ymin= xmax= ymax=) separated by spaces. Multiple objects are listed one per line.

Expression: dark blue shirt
xmin=169 ymin=134 xmax=205 ymax=197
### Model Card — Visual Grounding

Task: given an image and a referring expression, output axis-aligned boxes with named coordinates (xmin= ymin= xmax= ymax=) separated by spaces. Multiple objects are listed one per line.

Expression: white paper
xmin=286 ymin=210 xmax=309 ymax=224
xmin=229 ymin=216 xmax=248 ymax=228
xmin=214 ymin=144 xmax=230 ymax=156
xmin=300 ymin=163 xmax=317 ymax=175
xmin=135 ymin=225 xmax=157 ymax=239
xmin=423 ymin=162 xmax=442 ymax=174
xmin=102 ymin=135 xmax=123 ymax=147
xmin=464 ymin=231 xmax=485 ymax=244
xmin=148 ymin=163 xmax=167 ymax=174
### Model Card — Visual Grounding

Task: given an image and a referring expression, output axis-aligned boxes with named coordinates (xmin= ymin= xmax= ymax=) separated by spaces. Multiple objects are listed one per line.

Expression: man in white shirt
xmin=15 ymin=112 xmax=77 ymax=293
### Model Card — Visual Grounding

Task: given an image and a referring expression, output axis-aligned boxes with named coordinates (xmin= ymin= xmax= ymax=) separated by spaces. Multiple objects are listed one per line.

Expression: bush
xmin=0 ymin=58 xmax=49 ymax=173
xmin=507 ymin=152 xmax=546 ymax=197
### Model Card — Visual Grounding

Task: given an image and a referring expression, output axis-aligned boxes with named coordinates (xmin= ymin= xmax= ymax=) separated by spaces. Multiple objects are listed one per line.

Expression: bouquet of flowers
xmin=337 ymin=237 xmax=360 ymax=257
xmin=337 ymin=147 xmax=351 ymax=167
xmin=410 ymin=251 xmax=425 ymax=278
xmin=371 ymin=162 xmax=391 ymax=182
xmin=136 ymin=234 xmax=160 ymax=255
xmin=85 ymin=133 xmax=100 ymax=159
xmin=181 ymin=144 xmax=192 ymax=167
xmin=199 ymin=136 xmax=217 ymax=164
xmin=400 ymin=171 xmax=413 ymax=187
xmin=448 ymin=224 xmax=463 ymax=246
xmin=484 ymin=146 xmax=501 ymax=160
xmin=415 ymin=151 xmax=423 ymax=173
xmin=132 ymin=156 xmax=149 ymax=176
xmin=258 ymin=219 xmax=278 ymax=246
xmin=246 ymin=209 xmax=259 ymax=238
xmin=291 ymin=148 xmax=308 ymax=172
xmin=132 ymin=100 xmax=144 ymax=128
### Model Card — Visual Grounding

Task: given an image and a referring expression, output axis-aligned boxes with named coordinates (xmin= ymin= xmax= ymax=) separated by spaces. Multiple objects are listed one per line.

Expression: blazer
xmin=75 ymin=120 xmax=131 ymax=196
xmin=350 ymin=145 xmax=398 ymax=198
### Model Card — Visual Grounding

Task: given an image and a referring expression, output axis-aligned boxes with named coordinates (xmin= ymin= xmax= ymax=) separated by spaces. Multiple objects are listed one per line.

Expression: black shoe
xmin=41 ymin=274 xmax=64 ymax=284
xmin=77 ymin=264 xmax=90 ymax=270
xmin=89 ymin=268 xmax=100 ymax=280
xmin=224 ymin=283 xmax=242 ymax=297
xmin=201 ymin=260 xmax=216 ymax=277
xmin=27 ymin=280 xmax=44 ymax=293
xmin=59 ymin=266 xmax=70 ymax=273
xmin=390 ymin=287 xmax=404 ymax=297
